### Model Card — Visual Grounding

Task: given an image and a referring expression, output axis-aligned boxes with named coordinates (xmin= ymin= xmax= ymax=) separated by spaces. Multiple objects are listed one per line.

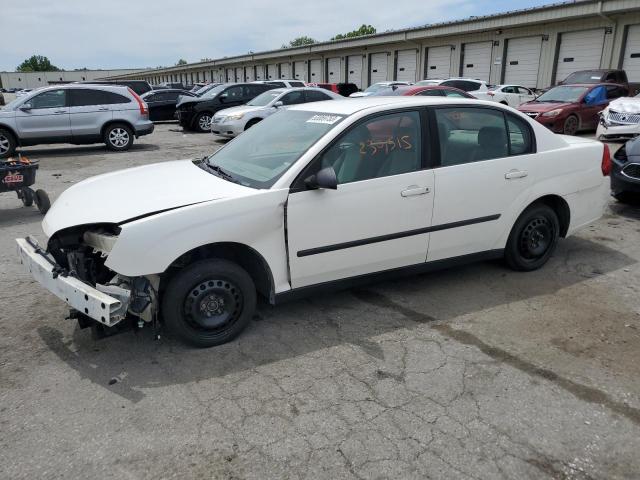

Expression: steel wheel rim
xmin=0 ymin=134 xmax=9 ymax=154
xmin=519 ymin=216 xmax=554 ymax=259
xmin=565 ymin=117 xmax=578 ymax=135
xmin=183 ymin=279 xmax=243 ymax=331
xmin=109 ymin=128 xmax=129 ymax=147
xmin=199 ymin=115 xmax=212 ymax=130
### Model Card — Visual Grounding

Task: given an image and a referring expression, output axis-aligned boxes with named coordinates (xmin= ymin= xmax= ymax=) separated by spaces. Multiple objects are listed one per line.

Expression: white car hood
xmin=605 ymin=96 xmax=640 ymax=113
xmin=43 ymin=159 xmax=253 ymax=236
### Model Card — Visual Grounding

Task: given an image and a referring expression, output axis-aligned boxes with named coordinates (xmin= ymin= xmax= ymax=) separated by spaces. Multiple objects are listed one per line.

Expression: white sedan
xmin=475 ymin=84 xmax=537 ymax=107
xmin=17 ymin=97 xmax=610 ymax=347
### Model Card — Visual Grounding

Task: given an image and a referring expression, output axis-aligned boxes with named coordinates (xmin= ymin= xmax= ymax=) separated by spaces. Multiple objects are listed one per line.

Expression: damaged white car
xmin=596 ymin=94 xmax=640 ymax=141
xmin=17 ymin=97 xmax=610 ymax=347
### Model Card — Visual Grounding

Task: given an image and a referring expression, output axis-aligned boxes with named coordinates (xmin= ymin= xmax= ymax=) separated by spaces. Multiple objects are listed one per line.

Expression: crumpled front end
xmin=597 ymin=98 xmax=640 ymax=141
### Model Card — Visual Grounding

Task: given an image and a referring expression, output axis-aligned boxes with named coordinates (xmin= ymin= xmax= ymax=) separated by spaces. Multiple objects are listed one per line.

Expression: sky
xmin=1 ymin=0 xmax=555 ymax=71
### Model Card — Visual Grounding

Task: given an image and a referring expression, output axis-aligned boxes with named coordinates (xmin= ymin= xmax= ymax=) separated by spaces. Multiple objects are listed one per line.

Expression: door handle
xmin=98 ymin=106 xmax=109 ymax=111
xmin=505 ymin=170 xmax=528 ymax=179
xmin=401 ymin=186 xmax=430 ymax=197
xmin=54 ymin=110 xmax=67 ymax=114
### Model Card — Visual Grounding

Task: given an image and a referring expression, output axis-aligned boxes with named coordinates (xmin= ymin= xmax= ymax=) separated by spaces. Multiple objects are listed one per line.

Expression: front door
xmin=428 ymin=106 xmax=536 ymax=261
xmin=287 ymin=110 xmax=435 ymax=288
xmin=15 ymin=89 xmax=70 ymax=140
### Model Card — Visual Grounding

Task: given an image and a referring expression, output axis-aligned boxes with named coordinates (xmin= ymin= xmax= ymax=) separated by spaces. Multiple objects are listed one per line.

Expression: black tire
xmin=162 ymin=259 xmax=256 ymax=347
xmin=34 ymin=189 xmax=51 ymax=214
xmin=504 ymin=204 xmax=560 ymax=271
xmin=562 ymin=115 xmax=579 ymax=135
xmin=194 ymin=112 xmax=213 ymax=133
xmin=104 ymin=123 xmax=134 ymax=151
xmin=244 ymin=118 xmax=262 ymax=130
xmin=19 ymin=187 xmax=34 ymax=207
xmin=0 ymin=128 xmax=17 ymax=158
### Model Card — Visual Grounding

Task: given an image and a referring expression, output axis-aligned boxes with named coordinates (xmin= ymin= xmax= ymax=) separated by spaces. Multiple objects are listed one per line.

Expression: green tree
xmin=176 ymin=58 xmax=188 ymax=65
xmin=331 ymin=24 xmax=376 ymax=41
xmin=282 ymin=36 xmax=317 ymax=48
xmin=16 ymin=55 xmax=60 ymax=72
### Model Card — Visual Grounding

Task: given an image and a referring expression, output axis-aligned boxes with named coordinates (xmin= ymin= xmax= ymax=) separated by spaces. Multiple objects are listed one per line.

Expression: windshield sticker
xmin=306 ymin=114 xmax=342 ymax=125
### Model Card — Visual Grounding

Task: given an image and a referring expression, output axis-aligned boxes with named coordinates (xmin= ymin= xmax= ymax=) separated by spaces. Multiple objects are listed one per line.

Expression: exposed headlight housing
xmin=542 ymin=108 xmax=563 ymax=117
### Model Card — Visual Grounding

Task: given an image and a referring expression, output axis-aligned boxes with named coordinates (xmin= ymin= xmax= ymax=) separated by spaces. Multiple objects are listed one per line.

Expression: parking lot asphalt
xmin=1 ymin=123 xmax=640 ymax=479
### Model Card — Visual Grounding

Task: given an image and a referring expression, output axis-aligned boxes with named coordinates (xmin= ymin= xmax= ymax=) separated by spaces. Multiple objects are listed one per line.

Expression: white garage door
xmin=370 ymin=52 xmax=388 ymax=84
xmin=280 ymin=63 xmax=290 ymax=79
xmin=255 ymin=65 xmax=265 ymax=81
xmin=555 ymin=29 xmax=605 ymax=83
xmin=294 ymin=61 xmax=306 ymax=81
xmin=327 ymin=57 xmax=341 ymax=83
xmin=426 ymin=46 xmax=452 ymax=79
xmin=347 ymin=55 xmax=363 ymax=88
xmin=226 ymin=68 xmax=234 ymax=82
xmin=504 ymin=36 xmax=542 ymax=88
xmin=462 ymin=42 xmax=493 ymax=82
xmin=235 ymin=68 xmax=244 ymax=82
xmin=267 ymin=64 xmax=277 ymax=80
xmin=309 ymin=59 xmax=322 ymax=82
xmin=245 ymin=66 xmax=255 ymax=82
xmin=396 ymin=49 xmax=417 ymax=82
xmin=623 ymin=24 xmax=640 ymax=82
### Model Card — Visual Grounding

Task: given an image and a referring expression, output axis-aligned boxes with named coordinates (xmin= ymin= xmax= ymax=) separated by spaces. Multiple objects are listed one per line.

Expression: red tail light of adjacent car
xmin=601 ymin=143 xmax=612 ymax=176
xmin=128 ymin=88 xmax=149 ymax=116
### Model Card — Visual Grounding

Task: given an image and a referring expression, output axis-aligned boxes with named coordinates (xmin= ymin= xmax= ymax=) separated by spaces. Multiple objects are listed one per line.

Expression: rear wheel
xmin=104 ymin=123 xmax=134 ymax=151
xmin=562 ymin=115 xmax=579 ymax=135
xmin=0 ymin=128 xmax=17 ymax=158
xmin=18 ymin=187 xmax=34 ymax=207
xmin=162 ymin=259 xmax=256 ymax=347
xmin=505 ymin=204 xmax=560 ymax=271
xmin=194 ymin=112 xmax=213 ymax=133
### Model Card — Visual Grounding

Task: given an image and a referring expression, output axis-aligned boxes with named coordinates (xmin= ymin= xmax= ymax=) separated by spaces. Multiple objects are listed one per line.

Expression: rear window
xmin=563 ymin=71 xmax=604 ymax=84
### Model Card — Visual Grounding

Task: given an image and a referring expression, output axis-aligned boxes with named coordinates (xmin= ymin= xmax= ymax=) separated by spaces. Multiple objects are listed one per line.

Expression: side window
xmin=435 ymin=107 xmax=508 ymax=166
xmin=584 ymin=86 xmax=608 ymax=104
xmin=280 ymin=91 xmax=305 ymax=105
xmin=606 ymin=85 xmax=627 ymax=100
xmin=506 ymin=114 xmax=534 ymax=155
xmin=70 ymin=89 xmax=106 ymax=107
xmin=164 ymin=91 xmax=180 ymax=101
xmin=143 ymin=94 xmax=157 ymax=102
xmin=462 ymin=81 xmax=481 ymax=92
xmin=517 ymin=87 xmax=532 ymax=95
xmin=31 ymin=89 xmax=67 ymax=109
xmin=318 ymin=111 xmax=422 ymax=184
xmin=416 ymin=89 xmax=444 ymax=96
xmin=502 ymin=86 xmax=516 ymax=94
xmin=224 ymin=86 xmax=243 ymax=100
xmin=304 ymin=90 xmax=331 ymax=102
xmin=290 ymin=81 xmax=306 ymax=87
xmin=604 ymin=73 xmax=616 ymax=82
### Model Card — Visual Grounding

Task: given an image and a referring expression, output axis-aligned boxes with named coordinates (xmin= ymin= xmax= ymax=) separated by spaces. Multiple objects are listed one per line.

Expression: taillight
xmin=601 ymin=143 xmax=612 ymax=176
xmin=128 ymin=87 xmax=148 ymax=116
xmin=487 ymin=91 xmax=495 ymax=96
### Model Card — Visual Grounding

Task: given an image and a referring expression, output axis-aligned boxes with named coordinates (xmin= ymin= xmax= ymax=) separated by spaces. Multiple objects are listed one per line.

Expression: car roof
xmin=289 ymin=96 xmax=498 ymax=115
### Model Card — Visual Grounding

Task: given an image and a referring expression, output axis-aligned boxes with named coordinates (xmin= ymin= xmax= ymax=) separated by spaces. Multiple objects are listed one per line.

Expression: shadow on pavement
xmin=37 ymin=236 xmax=636 ymax=403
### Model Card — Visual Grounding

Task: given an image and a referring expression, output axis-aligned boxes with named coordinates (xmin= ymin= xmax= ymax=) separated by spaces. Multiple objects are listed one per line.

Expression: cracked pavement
xmin=1 ymin=125 xmax=639 ymax=479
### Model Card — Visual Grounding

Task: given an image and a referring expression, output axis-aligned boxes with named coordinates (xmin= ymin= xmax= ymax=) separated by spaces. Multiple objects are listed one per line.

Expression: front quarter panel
xmin=105 ymin=189 xmax=291 ymax=293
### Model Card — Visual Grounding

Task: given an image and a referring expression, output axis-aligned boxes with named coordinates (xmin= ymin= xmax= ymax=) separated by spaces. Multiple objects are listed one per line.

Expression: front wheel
xmin=162 ymin=259 xmax=256 ymax=347
xmin=104 ymin=123 xmax=134 ymax=151
xmin=194 ymin=112 xmax=213 ymax=133
xmin=0 ymin=128 xmax=17 ymax=158
xmin=562 ymin=115 xmax=579 ymax=135
xmin=504 ymin=204 xmax=560 ymax=271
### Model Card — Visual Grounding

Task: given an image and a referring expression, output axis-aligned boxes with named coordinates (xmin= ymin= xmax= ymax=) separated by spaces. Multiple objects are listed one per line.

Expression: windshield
xmin=563 ymin=71 xmax=603 ymax=83
xmin=206 ymin=110 xmax=345 ymax=188
xmin=416 ymin=80 xmax=441 ymax=86
xmin=535 ymin=86 xmax=588 ymax=103
xmin=247 ymin=90 xmax=282 ymax=106
xmin=200 ymin=84 xmax=227 ymax=98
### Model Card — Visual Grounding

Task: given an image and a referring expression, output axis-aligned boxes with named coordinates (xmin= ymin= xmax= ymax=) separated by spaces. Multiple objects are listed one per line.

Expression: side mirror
xmin=19 ymin=103 xmax=32 ymax=111
xmin=304 ymin=166 xmax=338 ymax=190
xmin=219 ymin=93 xmax=228 ymax=102
xmin=273 ymin=101 xmax=283 ymax=108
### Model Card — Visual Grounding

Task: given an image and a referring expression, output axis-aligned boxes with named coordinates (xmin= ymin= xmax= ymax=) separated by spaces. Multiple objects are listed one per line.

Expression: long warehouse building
xmin=103 ymin=0 xmax=640 ymax=90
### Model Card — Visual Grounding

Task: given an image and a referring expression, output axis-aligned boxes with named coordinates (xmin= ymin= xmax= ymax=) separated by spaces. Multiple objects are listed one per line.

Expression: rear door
xmin=428 ymin=106 xmax=536 ymax=260
xmin=15 ymin=89 xmax=70 ymax=140
xmin=69 ymin=89 xmax=121 ymax=138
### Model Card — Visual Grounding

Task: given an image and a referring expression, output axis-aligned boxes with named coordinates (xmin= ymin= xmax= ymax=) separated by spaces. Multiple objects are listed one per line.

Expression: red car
xmin=517 ymin=83 xmax=629 ymax=135
xmin=372 ymin=85 xmax=475 ymax=98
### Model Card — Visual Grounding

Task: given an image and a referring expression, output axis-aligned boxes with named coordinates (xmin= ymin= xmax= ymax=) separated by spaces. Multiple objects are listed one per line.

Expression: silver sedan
xmin=211 ymin=87 xmax=342 ymax=137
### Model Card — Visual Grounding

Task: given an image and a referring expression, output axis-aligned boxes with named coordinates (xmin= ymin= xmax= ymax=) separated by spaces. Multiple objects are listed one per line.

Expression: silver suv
xmin=0 ymin=84 xmax=154 ymax=158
